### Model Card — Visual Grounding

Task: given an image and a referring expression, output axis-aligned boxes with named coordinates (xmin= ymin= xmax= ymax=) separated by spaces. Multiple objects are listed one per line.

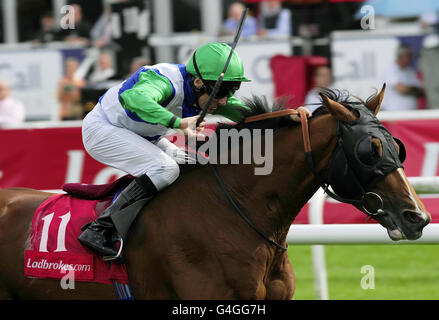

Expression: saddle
xmin=62 ymin=175 xmax=134 ymax=200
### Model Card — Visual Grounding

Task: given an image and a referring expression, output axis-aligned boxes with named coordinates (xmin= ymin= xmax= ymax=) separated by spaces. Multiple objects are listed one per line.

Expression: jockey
xmin=77 ymin=42 xmax=252 ymax=258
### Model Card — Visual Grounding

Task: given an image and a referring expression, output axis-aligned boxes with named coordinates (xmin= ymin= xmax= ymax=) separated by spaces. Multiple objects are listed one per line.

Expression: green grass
xmin=288 ymin=244 xmax=439 ymax=300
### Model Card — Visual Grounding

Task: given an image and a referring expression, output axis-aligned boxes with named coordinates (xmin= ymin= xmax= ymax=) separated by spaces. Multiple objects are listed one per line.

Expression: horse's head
xmin=320 ymin=84 xmax=431 ymax=240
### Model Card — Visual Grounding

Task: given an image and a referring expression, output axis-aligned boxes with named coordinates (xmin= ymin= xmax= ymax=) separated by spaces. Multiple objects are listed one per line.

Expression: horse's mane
xmin=310 ymin=87 xmax=377 ymax=117
xmin=213 ymin=87 xmax=382 ymax=136
xmin=313 ymin=88 xmax=372 ymax=117
xmin=216 ymin=89 xmax=366 ymax=133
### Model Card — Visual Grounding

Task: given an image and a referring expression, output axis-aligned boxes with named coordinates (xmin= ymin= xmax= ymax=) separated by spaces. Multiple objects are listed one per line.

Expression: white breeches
xmin=82 ymin=104 xmax=180 ymax=191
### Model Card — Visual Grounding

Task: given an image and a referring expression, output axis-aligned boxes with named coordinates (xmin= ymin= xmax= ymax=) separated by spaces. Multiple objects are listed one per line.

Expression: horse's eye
xmin=357 ymin=137 xmax=381 ymax=166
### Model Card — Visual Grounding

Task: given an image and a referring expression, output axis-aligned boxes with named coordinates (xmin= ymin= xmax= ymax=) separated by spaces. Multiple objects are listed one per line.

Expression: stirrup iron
xmin=103 ymin=236 xmax=123 ymax=262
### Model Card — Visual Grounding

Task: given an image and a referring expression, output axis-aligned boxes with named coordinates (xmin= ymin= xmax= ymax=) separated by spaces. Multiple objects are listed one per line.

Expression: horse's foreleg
xmin=169 ymin=264 xmax=236 ymax=299
xmin=265 ymin=254 xmax=295 ymax=300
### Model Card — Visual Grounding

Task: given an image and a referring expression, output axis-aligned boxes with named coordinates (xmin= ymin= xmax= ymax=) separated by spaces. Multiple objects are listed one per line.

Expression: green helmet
xmin=186 ymin=42 xmax=251 ymax=82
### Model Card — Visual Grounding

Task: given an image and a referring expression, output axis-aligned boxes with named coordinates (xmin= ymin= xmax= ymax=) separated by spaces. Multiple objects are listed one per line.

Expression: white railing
xmin=286 ymin=176 xmax=439 ymax=300
xmin=287 ymin=224 xmax=439 ymax=245
xmin=378 ymin=109 xmax=439 ymax=121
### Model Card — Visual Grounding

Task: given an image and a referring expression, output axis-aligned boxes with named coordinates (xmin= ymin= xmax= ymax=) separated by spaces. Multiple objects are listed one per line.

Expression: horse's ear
xmin=366 ymin=84 xmax=386 ymax=115
xmin=319 ymin=93 xmax=357 ymax=123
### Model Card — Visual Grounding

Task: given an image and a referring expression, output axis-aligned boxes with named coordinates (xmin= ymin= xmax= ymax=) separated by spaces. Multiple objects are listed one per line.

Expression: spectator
xmin=90 ymin=5 xmax=114 ymax=49
xmin=420 ymin=12 xmax=439 ymax=49
xmin=258 ymin=1 xmax=291 ymax=37
xmin=110 ymin=0 xmax=149 ymax=76
xmin=58 ymin=58 xmax=86 ymax=120
xmin=420 ymin=12 xmax=439 ymax=32
xmin=58 ymin=4 xmax=91 ymax=46
xmin=304 ymin=65 xmax=333 ymax=112
xmin=381 ymin=43 xmax=424 ymax=111
xmin=419 ymin=15 xmax=439 ymax=110
xmin=128 ymin=56 xmax=152 ymax=77
xmin=33 ymin=11 xmax=59 ymax=44
xmin=88 ymin=52 xmax=117 ymax=84
xmin=221 ymin=2 xmax=257 ymax=38
xmin=0 ymin=80 xmax=25 ymax=127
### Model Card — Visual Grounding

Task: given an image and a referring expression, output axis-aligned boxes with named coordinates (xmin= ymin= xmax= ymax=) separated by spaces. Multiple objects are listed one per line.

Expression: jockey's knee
xmin=146 ymin=159 xmax=180 ymax=191
xmin=164 ymin=160 xmax=180 ymax=185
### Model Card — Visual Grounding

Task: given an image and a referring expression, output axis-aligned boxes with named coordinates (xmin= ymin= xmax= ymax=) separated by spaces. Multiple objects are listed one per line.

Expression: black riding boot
xmin=78 ymin=174 xmax=157 ymax=259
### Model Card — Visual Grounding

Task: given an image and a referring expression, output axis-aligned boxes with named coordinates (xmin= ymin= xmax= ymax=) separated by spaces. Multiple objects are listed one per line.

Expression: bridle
xmin=211 ymin=107 xmax=405 ymax=251
xmin=297 ymin=109 xmax=386 ymax=219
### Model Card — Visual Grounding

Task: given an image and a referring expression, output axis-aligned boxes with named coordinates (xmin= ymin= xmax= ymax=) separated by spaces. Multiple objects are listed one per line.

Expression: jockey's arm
xmin=212 ymin=95 xmax=250 ymax=122
xmin=119 ymin=70 xmax=182 ymax=129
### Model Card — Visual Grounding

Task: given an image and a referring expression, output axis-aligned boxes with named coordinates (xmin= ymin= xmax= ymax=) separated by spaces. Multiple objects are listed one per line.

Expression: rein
xmin=212 ymin=107 xmax=386 ymax=252
xmin=210 ymin=109 xmax=301 ymax=252
xmin=211 ymin=165 xmax=288 ymax=251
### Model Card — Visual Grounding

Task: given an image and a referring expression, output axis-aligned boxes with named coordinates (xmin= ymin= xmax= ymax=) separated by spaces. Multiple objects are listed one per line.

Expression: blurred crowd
xmin=221 ymin=1 xmax=291 ymax=38
xmin=51 ymin=0 xmax=292 ymax=121
xmin=0 ymin=0 xmax=168 ymax=125
xmin=1 ymin=0 xmax=439 ymax=127
xmin=35 ymin=1 xmax=152 ymax=121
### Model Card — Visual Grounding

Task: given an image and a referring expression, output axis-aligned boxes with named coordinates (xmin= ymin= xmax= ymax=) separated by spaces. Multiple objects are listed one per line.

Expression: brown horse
xmin=0 ymin=87 xmax=431 ymax=299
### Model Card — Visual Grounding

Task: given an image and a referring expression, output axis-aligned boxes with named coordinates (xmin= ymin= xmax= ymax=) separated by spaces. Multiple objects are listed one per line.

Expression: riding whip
xmin=195 ymin=8 xmax=248 ymax=128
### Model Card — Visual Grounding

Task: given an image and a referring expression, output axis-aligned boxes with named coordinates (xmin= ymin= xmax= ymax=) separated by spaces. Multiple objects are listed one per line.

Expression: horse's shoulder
xmin=0 ymin=187 xmax=53 ymax=199
xmin=0 ymin=188 xmax=53 ymax=246
xmin=0 ymin=188 xmax=53 ymax=216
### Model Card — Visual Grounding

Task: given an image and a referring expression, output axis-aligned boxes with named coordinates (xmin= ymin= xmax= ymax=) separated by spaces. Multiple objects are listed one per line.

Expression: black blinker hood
xmin=328 ymin=105 xmax=405 ymax=199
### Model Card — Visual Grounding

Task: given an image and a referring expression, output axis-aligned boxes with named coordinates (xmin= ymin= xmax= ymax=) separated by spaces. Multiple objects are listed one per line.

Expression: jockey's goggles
xmin=203 ymin=80 xmax=241 ymax=99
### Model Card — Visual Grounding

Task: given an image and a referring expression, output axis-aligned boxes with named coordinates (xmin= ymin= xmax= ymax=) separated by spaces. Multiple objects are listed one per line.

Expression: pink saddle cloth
xmin=24 ymin=191 xmax=129 ymax=284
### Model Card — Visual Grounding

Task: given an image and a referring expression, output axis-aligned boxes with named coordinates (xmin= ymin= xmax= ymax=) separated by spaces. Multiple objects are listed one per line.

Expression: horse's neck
xmin=217 ymin=114 xmax=337 ymax=240
xmin=282 ymin=114 xmax=338 ymax=217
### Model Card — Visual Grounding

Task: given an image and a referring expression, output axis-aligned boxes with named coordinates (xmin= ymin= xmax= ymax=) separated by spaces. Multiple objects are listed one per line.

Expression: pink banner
xmin=0 ymin=127 xmax=113 ymax=189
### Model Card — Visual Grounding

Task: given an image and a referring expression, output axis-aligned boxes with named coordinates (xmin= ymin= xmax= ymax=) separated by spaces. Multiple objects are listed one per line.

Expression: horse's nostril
xmin=402 ymin=210 xmax=424 ymax=224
